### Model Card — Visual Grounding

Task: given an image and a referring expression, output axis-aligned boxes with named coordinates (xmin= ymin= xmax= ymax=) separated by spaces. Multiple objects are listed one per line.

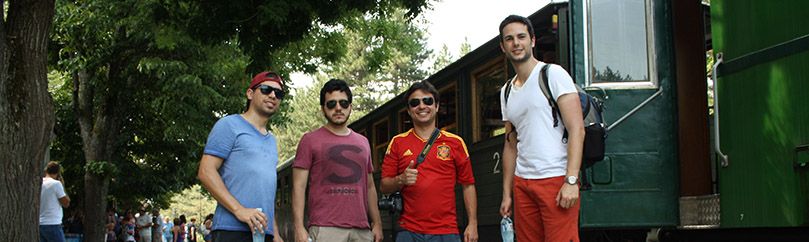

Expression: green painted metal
xmin=718 ymin=34 xmax=809 ymax=77
xmin=575 ymin=0 xmax=679 ymax=228
xmin=712 ymin=0 xmax=809 ymax=228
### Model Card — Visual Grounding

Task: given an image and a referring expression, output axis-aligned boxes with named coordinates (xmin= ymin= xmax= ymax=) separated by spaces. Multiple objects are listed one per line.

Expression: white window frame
xmin=585 ymin=0 xmax=658 ymax=90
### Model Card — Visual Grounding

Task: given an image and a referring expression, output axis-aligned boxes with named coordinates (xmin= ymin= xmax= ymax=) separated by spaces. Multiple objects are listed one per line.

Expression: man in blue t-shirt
xmin=198 ymin=71 xmax=287 ymax=242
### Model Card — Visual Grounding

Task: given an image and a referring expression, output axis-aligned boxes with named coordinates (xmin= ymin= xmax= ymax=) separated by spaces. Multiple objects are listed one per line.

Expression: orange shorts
xmin=513 ymin=176 xmax=579 ymax=242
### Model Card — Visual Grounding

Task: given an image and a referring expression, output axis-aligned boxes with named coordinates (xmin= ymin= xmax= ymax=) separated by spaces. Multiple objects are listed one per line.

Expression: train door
xmin=711 ymin=0 xmax=809 ymax=228
xmin=571 ymin=0 xmax=679 ymax=228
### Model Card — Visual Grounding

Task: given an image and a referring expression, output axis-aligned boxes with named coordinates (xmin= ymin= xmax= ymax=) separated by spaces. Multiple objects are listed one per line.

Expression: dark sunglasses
xmin=255 ymin=84 xmax=285 ymax=99
xmin=408 ymin=97 xmax=435 ymax=108
xmin=325 ymin=99 xmax=351 ymax=109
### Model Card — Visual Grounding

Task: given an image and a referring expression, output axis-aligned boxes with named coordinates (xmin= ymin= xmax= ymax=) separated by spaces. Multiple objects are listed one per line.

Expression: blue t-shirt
xmin=204 ymin=114 xmax=278 ymax=235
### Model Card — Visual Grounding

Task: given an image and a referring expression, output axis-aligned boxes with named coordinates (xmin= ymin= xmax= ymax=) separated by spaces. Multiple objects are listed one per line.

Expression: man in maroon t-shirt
xmin=292 ymin=79 xmax=383 ymax=242
xmin=380 ymin=81 xmax=478 ymax=242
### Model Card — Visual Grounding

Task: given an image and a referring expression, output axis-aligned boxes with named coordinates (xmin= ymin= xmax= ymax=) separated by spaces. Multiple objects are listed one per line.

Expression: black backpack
xmin=503 ymin=64 xmax=606 ymax=168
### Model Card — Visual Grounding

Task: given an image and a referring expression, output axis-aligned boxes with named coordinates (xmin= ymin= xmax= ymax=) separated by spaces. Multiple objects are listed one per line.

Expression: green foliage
xmin=48 ymin=0 xmax=432 ymax=213
xmin=273 ymin=78 xmax=327 ymax=162
xmin=430 ymin=40 xmax=472 ymax=76
xmin=272 ymin=6 xmax=434 ymax=161
xmin=172 ymin=0 xmax=430 ymax=73
xmin=49 ymin=70 xmax=87 ymax=202
xmin=459 ymin=37 xmax=472 ymax=56
xmin=3 ymin=2 xmax=8 ymax=21
xmin=431 ymin=44 xmax=453 ymax=73
xmin=49 ymin=0 xmax=252 ymax=208
xmin=84 ymin=160 xmax=117 ymax=177
xmin=322 ymin=7 xmax=432 ymax=114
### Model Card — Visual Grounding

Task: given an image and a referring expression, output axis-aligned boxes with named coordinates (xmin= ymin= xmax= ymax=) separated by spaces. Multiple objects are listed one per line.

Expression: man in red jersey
xmin=380 ymin=80 xmax=478 ymax=242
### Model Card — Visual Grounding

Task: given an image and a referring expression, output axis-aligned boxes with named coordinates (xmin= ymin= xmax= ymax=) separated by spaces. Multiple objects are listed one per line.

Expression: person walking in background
xmin=497 ymin=14 xmax=584 ymax=242
xmin=380 ymin=81 xmax=479 ymax=242
xmin=198 ymin=71 xmax=286 ymax=242
xmin=292 ymin=79 xmax=383 ymax=242
xmin=163 ymin=217 xmax=174 ymax=242
xmin=40 ymin=161 xmax=71 ymax=242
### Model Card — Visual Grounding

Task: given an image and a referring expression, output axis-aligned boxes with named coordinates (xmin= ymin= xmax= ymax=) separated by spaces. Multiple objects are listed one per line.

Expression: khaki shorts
xmin=309 ymin=226 xmax=373 ymax=242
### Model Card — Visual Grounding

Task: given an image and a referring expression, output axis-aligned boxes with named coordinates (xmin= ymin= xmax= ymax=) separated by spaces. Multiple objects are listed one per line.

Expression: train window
xmin=372 ymin=118 xmax=390 ymax=170
xmin=398 ymin=108 xmax=412 ymax=133
xmin=472 ymin=57 xmax=508 ymax=142
xmin=437 ymin=83 xmax=458 ymax=133
xmin=587 ymin=0 xmax=656 ymax=87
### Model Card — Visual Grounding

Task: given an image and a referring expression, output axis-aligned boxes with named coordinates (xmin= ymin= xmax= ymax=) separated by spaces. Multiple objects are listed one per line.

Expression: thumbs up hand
xmin=399 ymin=160 xmax=418 ymax=185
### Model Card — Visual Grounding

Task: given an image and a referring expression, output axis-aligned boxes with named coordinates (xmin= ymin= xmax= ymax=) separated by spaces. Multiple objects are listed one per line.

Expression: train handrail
xmin=712 ymin=53 xmax=730 ymax=167
xmin=605 ymin=87 xmax=663 ymax=132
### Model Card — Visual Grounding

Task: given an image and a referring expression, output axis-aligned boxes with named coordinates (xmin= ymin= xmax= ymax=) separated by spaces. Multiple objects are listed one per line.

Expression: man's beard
xmin=254 ymin=102 xmax=277 ymax=117
xmin=325 ymin=112 xmax=350 ymax=126
xmin=508 ymin=50 xmax=532 ymax=63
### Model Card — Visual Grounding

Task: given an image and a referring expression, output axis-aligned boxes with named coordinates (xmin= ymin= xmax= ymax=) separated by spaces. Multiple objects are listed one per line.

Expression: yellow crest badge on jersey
xmin=436 ymin=144 xmax=451 ymax=160
xmin=403 ymin=149 xmax=413 ymax=156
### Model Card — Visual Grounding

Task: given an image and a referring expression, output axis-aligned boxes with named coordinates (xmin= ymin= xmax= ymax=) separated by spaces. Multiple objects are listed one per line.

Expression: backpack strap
xmin=503 ymin=76 xmax=514 ymax=106
xmin=538 ymin=64 xmax=561 ymax=128
xmin=503 ymin=77 xmax=516 ymax=142
xmin=539 ymin=64 xmax=573 ymax=144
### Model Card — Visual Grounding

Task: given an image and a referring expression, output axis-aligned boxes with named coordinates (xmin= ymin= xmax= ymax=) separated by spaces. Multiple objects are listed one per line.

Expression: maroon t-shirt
xmin=293 ymin=127 xmax=374 ymax=229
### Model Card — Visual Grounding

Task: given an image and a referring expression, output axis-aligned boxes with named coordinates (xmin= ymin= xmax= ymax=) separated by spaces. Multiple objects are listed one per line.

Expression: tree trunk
xmin=84 ymin=172 xmax=110 ymax=242
xmin=75 ymin=91 xmax=114 ymax=242
xmin=73 ymin=60 xmax=125 ymax=242
xmin=0 ymin=0 xmax=56 ymax=240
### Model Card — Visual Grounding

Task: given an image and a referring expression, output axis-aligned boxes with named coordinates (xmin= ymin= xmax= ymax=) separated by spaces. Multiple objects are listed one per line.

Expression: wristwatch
xmin=565 ymin=175 xmax=578 ymax=185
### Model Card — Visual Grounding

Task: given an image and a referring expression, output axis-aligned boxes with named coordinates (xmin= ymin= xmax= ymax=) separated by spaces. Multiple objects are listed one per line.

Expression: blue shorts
xmin=40 ymin=224 xmax=66 ymax=242
xmin=396 ymin=230 xmax=460 ymax=242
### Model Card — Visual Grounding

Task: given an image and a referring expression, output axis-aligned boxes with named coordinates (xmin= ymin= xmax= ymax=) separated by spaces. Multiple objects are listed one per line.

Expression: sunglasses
xmin=408 ymin=97 xmax=435 ymax=108
xmin=325 ymin=99 xmax=351 ymax=109
xmin=255 ymin=84 xmax=285 ymax=99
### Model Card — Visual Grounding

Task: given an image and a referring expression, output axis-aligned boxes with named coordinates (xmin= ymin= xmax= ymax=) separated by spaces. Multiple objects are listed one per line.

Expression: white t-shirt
xmin=500 ymin=62 xmax=578 ymax=179
xmin=40 ymin=177 xmax=67 ymax=225
xmin=137 ymin=213 xmax=153 ymax=236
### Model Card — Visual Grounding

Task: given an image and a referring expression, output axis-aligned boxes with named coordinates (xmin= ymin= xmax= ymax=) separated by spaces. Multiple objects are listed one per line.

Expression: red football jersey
xmin=381 ymin=129 xmax=475 ymax=234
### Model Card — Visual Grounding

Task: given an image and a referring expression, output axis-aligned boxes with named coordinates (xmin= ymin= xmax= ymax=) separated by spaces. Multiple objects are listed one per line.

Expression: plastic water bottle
xmin=253 ymin=208 xmax=265 ymax=242
xmin=500 ymin=216 xmax=514 ymax=242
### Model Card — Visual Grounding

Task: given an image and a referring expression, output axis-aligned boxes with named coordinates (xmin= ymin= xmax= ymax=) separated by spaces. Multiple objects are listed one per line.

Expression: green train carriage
xmin=274 ymin=0 xmax=809 ymax=241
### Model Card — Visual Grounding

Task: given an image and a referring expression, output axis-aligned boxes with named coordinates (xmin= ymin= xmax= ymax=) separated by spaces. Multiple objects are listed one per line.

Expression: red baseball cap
xmin=249 ymin=71 xmax=284 ymax=90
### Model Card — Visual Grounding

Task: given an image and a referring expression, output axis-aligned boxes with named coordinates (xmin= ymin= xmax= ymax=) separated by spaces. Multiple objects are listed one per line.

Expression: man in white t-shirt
xmin=498 ymin=15 xmax=585 ymax=242
xmin=40 ymin=161 xmax=71 ymax=242
xmin=136 ymin=207 xmax=153 ymax=242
